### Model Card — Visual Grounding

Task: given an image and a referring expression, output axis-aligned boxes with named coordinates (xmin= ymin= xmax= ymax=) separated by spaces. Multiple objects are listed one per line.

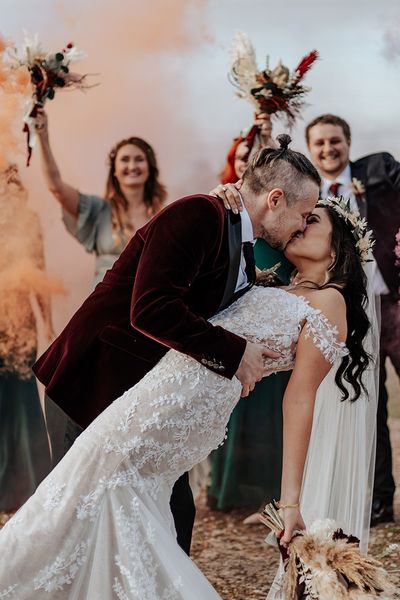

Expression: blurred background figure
xmin=34 ymin=108 xmax=167 ymax=287
xmin=207 ymin=114 xmax=293 ymax=522
xmin=0 ymin=164 xmax=56 ymax=513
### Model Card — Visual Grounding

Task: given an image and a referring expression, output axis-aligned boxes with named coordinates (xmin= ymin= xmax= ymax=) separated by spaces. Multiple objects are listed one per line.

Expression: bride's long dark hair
xmin=316 ymin=206 xmax=371 ymax=401
xmin=259 ymin=205 xmax=371 ymax=400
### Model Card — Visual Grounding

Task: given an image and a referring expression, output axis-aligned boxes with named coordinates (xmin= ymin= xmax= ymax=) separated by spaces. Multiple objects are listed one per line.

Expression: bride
xmin=0 ymin=197 xmax=374 ymax=599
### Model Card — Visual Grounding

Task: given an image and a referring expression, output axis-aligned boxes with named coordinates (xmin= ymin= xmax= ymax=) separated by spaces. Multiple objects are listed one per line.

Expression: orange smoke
xmin=2 ymin=1 xmax=216 ymax=330
xmin=0 ymin=165 xmax=65 ymax=377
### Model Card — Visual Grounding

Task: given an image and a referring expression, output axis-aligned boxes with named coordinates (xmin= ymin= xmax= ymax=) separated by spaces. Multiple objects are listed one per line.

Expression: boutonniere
xmin=256 ymin=262 xmax=282 ymax=286
xmin=350 ymin=177 xmax=366 ymax=198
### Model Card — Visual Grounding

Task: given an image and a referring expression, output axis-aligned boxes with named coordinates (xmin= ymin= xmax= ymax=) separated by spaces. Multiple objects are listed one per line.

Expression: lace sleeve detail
xmin=304 ymin=309 xmax=349 ymax=365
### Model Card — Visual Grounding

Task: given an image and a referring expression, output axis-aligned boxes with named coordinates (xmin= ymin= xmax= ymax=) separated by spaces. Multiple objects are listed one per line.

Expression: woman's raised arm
xmin=35 ymin=108 xmax=80 ymax=218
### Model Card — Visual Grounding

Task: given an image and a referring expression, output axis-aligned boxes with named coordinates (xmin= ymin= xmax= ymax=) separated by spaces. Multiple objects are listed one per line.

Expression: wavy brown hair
xmin=105 ymin=137 xmax=167 ymax=249
xmin=320 ymin=206 xmax=371 ymax=401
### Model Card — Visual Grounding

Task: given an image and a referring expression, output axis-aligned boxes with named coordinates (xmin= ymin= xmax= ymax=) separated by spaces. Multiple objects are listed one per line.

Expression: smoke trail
xmin=1 ymin=1 xmax=215 ymax=328
xmin=0 ymin=165 xmax=65 ymax=376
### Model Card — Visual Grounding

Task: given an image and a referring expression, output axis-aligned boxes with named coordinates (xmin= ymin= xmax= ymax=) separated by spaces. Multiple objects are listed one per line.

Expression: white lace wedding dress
xmin=0 ymin=286 xmax=347 ymax=600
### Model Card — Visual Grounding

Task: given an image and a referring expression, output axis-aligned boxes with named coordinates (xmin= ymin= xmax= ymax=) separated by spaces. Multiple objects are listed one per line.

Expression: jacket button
xmin=201 ymin=358 xmax=208 ymax=365
xmin=207 ymin=361 xmax=214 ymax=367
xmin=218 ymin=365 xmax=225 ymax=372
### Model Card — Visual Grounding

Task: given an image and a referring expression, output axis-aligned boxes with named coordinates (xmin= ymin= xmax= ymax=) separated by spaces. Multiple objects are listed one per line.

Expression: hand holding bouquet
xmin=261 ymin=501 xmax=398 ymax=599
xmin=9 ymin=33 xmax=96 ymax=165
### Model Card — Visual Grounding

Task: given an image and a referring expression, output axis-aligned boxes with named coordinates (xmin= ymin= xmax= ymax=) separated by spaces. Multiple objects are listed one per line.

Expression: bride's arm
xmin=280 ymin=288 xmax=347 ymax=545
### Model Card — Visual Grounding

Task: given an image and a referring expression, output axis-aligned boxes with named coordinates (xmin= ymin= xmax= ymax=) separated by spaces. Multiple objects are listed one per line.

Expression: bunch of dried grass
xmin=261 ymin=502 xmax=398 ymax=600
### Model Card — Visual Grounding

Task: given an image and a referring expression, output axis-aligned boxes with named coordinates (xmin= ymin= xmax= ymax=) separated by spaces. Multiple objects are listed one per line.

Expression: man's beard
xmin=259 ymin=225 xmax=286 ymax=251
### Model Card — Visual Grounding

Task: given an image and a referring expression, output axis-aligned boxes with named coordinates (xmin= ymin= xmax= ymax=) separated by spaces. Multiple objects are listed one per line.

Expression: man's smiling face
xmin=307 ymin=123 xmax=350 ymax=180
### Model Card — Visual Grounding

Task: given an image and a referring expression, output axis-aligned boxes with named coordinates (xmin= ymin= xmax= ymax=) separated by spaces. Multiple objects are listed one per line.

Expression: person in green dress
xmin=207 ymin=116 xmax=293 ymax=519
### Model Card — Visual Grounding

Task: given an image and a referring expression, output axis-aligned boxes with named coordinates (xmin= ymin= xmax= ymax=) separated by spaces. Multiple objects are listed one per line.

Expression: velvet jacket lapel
xmin=217 ymin=210 xmax=243 ymax=311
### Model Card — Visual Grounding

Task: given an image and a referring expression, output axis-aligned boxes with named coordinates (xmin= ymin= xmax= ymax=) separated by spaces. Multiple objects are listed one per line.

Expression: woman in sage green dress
xmin=34 ymin=108 xmax=167 ymax=288
xmin=207 ymin=116 xmax=293 ymax=515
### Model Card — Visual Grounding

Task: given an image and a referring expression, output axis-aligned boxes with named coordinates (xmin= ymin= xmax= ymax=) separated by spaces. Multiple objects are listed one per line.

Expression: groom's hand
xmin=235 ymin=342 xmax=280 ymax=397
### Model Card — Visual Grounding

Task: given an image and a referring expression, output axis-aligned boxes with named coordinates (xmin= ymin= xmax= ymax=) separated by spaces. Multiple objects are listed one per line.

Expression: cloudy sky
xmin=2 ymin=0 xmax=400 ymax=328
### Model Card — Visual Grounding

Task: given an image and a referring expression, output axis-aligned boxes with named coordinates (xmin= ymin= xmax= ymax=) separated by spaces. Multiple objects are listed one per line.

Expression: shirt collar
xmin=237 ymin=192 xmax=255 ymax=244
xmin=321 ymin=163 xmax=351 ymax=198
xmin=321 ymin=163 xmax=351 ymax=193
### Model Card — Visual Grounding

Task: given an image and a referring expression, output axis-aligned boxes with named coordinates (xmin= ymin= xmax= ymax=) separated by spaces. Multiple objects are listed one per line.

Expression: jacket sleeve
xmin=383 ymin=152 xmax=400 ymax=190
xmin=130 ymin=196 xmax=247 ymax=379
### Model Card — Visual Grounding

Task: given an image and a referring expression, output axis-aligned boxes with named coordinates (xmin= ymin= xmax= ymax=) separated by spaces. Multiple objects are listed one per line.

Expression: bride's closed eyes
xmin=306 ymin=213 xmax=321 ymax=225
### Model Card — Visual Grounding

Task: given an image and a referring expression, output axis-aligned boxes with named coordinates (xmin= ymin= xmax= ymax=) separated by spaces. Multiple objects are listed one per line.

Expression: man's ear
xmin=266 ymin=188 xmax=285 ymax=210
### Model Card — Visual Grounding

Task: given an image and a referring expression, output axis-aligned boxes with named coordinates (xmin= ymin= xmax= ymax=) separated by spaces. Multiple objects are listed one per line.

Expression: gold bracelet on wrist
xmin=276 ymin=500 xmax=300 ymax=510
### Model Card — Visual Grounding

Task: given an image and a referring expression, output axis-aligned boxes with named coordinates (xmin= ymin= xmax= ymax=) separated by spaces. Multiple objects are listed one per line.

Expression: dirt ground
xmin=191 ymin=417 xmax=400 ymax=599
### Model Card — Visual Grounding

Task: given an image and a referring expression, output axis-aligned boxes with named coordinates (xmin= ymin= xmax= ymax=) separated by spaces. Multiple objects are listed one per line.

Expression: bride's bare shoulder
xmin=302 ymin=287 xmax=347 ymax=341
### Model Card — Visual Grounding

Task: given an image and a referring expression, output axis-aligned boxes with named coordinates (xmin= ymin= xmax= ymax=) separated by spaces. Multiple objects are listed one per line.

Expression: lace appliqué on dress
xmin=304 ymin=308 xmax=348 ymax=365
xmin=0 ymin=585 xmax=18 ymax=599
xmin=43 ymin=482 xmax=67 ymax=511
xmin=112 ymin=498 xmax=183 ymax=600
xmin=33 ymin=542 xmax=88 ymax=592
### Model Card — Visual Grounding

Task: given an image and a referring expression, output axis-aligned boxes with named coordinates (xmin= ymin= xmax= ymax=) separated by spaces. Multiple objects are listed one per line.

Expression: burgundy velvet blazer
xmin=33 ymin=195 xmax=247 ymax=428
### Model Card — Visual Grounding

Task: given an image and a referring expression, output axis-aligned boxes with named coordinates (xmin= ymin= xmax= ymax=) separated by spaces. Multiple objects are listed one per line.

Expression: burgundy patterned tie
xmin=328 ymin=182 xmax=340 ymax=197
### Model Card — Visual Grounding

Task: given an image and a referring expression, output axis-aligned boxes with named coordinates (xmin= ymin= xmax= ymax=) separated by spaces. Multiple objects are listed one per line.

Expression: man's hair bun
xmin=276 ymin=133 xmax=292 ymax=150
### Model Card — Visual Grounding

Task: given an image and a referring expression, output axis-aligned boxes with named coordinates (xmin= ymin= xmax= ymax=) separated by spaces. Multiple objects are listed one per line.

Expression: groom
xmin=33 ymin=140 xmax=320 ymax=554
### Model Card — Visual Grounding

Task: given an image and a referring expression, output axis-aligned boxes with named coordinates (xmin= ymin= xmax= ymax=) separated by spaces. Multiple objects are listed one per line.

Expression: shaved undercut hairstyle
xmin=243 ymin=134 xmax=321 ymax=204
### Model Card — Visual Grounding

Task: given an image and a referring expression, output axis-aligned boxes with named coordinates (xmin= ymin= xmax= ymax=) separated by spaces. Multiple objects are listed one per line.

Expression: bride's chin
xmin=284 ymin=240 xmax=300 ymax=262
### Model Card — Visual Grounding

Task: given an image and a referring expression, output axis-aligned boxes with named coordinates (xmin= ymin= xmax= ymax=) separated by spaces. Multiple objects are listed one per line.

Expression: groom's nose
xmin=300 ymin=218 xmax=307 ymax=232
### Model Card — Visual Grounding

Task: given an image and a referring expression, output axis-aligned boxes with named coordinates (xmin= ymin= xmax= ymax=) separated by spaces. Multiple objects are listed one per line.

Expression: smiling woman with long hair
xmin=35 ymin=108 xmax=167 ymax=287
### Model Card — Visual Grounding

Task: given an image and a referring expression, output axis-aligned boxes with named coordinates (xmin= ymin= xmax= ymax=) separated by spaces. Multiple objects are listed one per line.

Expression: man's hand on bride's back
xmin=235 ymin=342 xmax=280 ymax=397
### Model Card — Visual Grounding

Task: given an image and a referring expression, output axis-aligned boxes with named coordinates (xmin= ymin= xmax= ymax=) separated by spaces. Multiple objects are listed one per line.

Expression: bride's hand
xmin=208 ymin=181 xmax=244 ymax=214
xmin=280 ymin=507 xmax=306 ymax=547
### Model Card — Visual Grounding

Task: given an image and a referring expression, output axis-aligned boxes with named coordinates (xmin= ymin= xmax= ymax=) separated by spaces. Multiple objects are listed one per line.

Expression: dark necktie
xmin=242 ymin=241 xmax=256 ymax=285
xmin=328 ymin=182 xmax=340 ymax=197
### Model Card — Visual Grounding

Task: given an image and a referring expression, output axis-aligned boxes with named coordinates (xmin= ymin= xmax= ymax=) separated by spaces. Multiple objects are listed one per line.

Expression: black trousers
xmin=45 ymin=395 xmax=196 ymax=555
xmin=373 ymin=296 xmax=399 ymax=504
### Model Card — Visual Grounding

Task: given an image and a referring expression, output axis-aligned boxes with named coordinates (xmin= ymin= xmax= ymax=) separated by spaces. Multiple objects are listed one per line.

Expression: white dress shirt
xmin=321 ymin=165 xmax=389 ymax=296
xmin=234 ymin=202 xmax=255 ymax=293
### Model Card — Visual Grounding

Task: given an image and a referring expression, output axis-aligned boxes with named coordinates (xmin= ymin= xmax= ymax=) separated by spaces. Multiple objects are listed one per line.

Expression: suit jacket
xmin=33 ymin=195 xmax=247 ymax=428
xmin=350 ymin=153 xmax=400 ymax=297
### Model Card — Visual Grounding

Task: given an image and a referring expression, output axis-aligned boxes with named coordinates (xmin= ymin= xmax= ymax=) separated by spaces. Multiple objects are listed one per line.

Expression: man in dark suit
xmin=34 ymin=143 xmax=320 ymax=553
xmin=306 ymin=114 xmax=400 ymax=525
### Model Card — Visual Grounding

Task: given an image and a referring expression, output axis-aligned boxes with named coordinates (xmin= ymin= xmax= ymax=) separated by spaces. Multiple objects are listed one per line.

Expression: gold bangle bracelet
xmin=277 ymin=501 xmax=300 ymax=509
